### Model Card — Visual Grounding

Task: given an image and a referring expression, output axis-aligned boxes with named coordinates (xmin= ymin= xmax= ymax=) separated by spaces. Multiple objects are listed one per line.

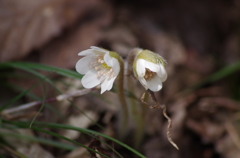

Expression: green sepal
xmin=137 ymin=50 xmax=166 ymax=66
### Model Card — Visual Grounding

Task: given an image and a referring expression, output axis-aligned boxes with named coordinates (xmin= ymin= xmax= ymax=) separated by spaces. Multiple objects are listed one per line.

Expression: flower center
xmin=144 ymin=68 xmax=156 ymax=80
xmin=101 ymin=62 xmax=111 ymax=69
xmin=90 ymin=55 xmax=115 ymax=81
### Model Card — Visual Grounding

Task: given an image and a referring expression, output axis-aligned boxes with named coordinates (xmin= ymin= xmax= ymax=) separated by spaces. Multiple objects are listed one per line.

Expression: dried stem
xmin=1 ymin=88 xmax=93 ymax=117
xmin=141 ymin=90 xmax=179 ymax=150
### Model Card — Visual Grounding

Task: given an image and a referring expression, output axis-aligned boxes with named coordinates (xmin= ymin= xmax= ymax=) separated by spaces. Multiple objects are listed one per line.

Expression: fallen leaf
xmin=0 ymin=0 xmax=102 ymax=62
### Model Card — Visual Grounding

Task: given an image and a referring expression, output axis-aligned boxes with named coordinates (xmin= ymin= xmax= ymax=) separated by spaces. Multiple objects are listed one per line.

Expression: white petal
xmin=145 ymin=60 xmax=160 ymax=72
xmin=81 ymin=70 xmax=101 ymax=89
xmin=78 ymin=49 xmax=96 ymax=56
xmin=146 ymin=76 xmax=163 ymax=92
xmin=111 ymin=58 xmax=120 ymax=76
xmin=75 ymin=55 xmax=94 ymax=74
xmin=90 ymin=46 xmax=109 ymax=53
xmin=136 ymin=59 xmax=146 ymax=77
xmin=100 ymin=77 xmax=116 ymax=94
xmin=138 ymin=77 xmax=148 ymax=90
xmin=106 ymin=77 xmax=116 ymax=90
xmin=104 ymin=53 xmax=113 ymax=67
xmin=78 ymin=47 xmax=106 ymax=56
xmin=156 ymin=64 xmax=167 ymax=82
xmin=104 ymin=54 xmax=120 ymax=75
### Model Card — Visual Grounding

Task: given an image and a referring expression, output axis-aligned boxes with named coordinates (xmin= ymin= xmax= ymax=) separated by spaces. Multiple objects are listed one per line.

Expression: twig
xmin=162 ymin=104 xmax=179 ymax=150
xmin=1 ymin=88 xmax=93 ymax=116
xmin=141 ymin=90 xmax=179 ymax=150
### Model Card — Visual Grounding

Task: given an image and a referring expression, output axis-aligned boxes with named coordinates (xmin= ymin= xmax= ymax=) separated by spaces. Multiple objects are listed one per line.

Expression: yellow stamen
xmin=101 ymin=63 xmax=111 ymax=69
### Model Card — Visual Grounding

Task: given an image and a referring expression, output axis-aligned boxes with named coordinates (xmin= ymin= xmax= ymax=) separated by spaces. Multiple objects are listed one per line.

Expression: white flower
xmin=75 ymin=46 xmax=120 ymax=94
xmin=133 ymin=49 xmax=167 ymax=92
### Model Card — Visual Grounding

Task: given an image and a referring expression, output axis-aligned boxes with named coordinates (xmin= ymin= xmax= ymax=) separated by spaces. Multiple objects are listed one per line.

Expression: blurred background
xmin=0 ymin=0 xmax=240 ymax=158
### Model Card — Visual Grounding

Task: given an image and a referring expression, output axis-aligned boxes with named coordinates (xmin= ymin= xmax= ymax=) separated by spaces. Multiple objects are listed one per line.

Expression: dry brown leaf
xmin=0 ymin=0 xmax=102 ymax=62
xmin=63 ymin=147 xmax=89 ymax=158
xmin=187 ymin=119 xmax=225 ymax=143
xmin=62 ymin=111 xmax=98 ymax=140
xmin=39 ymin=1 xmax=113 ymax=69
xmin=216 ymin=135 xmax=240 ymax=158
xmin=40 ymin=22 xmax=103 ymax=69
xmin=18 ymin=144 xmax=54 ymax=158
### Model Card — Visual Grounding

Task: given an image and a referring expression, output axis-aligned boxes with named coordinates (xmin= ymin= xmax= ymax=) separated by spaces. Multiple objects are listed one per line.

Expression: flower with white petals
xmin=75 ymin=46 xmax=121 ymax=94
xmin=132 ymin=49 xmax=167 ymax=92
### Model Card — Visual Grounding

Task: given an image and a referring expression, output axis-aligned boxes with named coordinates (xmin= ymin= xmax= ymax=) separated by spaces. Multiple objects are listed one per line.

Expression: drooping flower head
xmin=131 ymin=48 xmax=167 ymax=92
xmin=75 ymin=46 xmax=121 ymax=94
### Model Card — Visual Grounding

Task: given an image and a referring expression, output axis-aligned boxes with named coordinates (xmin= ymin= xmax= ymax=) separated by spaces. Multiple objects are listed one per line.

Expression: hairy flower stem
xmin=128 ymin=77 xmax=146 ymax=149
xmin=135 ymin=94 xmax=148 ymax=149
xmin=117 ymin=58 xmax=129 ymax=140
xmin=127 ymin=49 xmax=146 ymax=149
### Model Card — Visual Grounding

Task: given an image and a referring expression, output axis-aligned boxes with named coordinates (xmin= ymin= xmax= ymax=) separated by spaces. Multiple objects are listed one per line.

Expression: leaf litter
xmin=1 ymin=0 xmax=240 ymax=158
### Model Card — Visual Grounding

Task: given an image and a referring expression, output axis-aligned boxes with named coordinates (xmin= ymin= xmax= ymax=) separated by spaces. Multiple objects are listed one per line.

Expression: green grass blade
xmin=1 ymin=122 xmax=110 ymax=157
xmin=0 ymin=73 xmax=50 ymax=112
xmin=193 ymin=61 xmax=240 ymax=89
xmin=34 ymin=127 xmax=110 ymax=158
xmin=0 ymin=62 xmax=64 ymax=93
xmin=1 ymin=82 xmax=63 ymax=118
xmin=4 ymin=120 xmax=147 ymax=158
xmin=90 ymin=135 xmax=124 ymax=158
xmin=0 ymin=132 xmax=76 ymax=150
xmin=0 ymin=62 xmax=83 ymax=79
xmin=0 ymin=143 xmax=27 ymax=158
xmin=0 ymin=62 xmax=104 ymax=130
xmin=0 ymin=85 xmax=34 ymax=112
xmin=29 ymin=83 xmax=47 ymax=128
xmin=0 ymin=62 xmax=54 ymax=84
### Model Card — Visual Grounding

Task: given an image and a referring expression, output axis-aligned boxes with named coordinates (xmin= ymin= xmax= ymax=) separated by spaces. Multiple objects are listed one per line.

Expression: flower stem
xmin=127 ymin=49 xmax=146 ymax=149
xmin=128 ymin=77 xmax=146 ymax=149
xmin=117 ymin=58 xmax=129 ymax=140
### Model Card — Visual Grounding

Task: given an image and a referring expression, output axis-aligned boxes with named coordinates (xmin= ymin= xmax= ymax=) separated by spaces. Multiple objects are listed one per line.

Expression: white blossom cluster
xmin=75 ymin=46 xmax=167 ymax=94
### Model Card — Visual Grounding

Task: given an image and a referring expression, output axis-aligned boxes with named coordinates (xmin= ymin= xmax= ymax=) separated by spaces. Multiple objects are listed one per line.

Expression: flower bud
xmin=130 ymin=48 xmax=167 ymax=92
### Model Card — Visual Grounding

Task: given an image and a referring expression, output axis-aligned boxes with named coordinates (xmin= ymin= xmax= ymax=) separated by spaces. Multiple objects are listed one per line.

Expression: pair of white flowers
xmin=75 ymin=46 xmax=167 ymax=94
